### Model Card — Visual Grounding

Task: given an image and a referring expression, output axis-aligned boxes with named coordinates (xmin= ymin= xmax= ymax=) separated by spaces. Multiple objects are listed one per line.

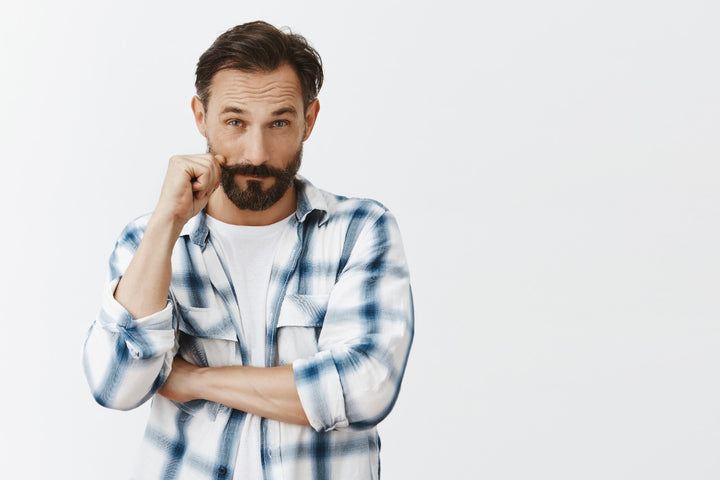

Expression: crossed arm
xmin=158 ymin=358 xmax=309 ymax=425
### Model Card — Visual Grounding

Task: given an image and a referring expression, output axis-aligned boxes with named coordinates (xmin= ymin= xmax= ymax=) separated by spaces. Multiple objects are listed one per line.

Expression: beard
xmin=211 ymin=143 xmax=303 ymax=211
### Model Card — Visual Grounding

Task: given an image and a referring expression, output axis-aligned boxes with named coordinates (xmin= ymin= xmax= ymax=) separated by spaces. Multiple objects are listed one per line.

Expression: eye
xmin=272 ymin=120 xmax=290 ymax=128
xmin=228 ymin=119 xmax=242 ymax=127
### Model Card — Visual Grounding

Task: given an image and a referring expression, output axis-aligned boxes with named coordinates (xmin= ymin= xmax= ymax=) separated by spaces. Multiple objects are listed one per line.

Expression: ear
xmin=302 ymin=99 xmax=320 ymax=141
xmin=191 ymin=95 xmax=207 ymax=137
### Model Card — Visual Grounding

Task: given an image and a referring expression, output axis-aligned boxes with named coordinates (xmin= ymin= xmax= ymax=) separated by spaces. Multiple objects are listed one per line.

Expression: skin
xmin=114 ymin=64 xmax=320 ymax=426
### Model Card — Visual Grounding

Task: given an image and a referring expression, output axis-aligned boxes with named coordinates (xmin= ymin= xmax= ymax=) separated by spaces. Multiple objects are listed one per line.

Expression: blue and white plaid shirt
xmin=83 ymin=177 xmax=414 ymax=480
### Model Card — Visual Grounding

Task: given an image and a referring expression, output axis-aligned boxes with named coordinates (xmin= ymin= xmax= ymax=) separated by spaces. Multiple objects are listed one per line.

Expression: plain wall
xmin=1 ymin=1 xmax=719 ymax=478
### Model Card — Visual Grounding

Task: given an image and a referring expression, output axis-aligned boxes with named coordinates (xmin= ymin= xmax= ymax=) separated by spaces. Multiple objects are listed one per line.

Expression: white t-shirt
xmin=205 ymin=212 xmax=294 ymax=480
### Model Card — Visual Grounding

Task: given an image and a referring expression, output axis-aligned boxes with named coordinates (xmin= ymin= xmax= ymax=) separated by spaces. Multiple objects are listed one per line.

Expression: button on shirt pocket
xmin=176 ymin=303 xmax=238 ymax=367
xmin=276 ymin=294 xmax=329 ymax=365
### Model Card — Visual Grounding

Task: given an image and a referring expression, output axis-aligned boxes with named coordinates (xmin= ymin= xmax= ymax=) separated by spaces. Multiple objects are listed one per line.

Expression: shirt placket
xmin=202 ymin=237 xmax=249 ymax=365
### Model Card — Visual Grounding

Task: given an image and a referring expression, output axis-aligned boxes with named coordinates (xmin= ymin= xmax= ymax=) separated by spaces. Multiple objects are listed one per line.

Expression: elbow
xmin=344 ymin=330 xmax=413 ymax=429
xmin=87 ymin=375 xmax=161 ymax=411
xmin=294 ymin=325 xmax=413 ymax=432
xmin=338 ymin=349 xmax=410 ymax=429
xmin=91 ymin=389 xmax=144 ymax=411
xmin=84 ymin=364 xmax=157 ymax=412
xmin=343 ymin=375 xmax=404 ymax=429
xmin=83 ymin=315 xmax=174 ymax=412
xmin=83 ymin=343 xmax=166 ymax=412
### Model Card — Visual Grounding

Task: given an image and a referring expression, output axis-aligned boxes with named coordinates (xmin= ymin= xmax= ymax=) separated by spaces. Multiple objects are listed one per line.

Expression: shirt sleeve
xmin=292 ymin=209 xmax=414 ymax=432
xmin=82 ymin=219 xmax=177 ymax=411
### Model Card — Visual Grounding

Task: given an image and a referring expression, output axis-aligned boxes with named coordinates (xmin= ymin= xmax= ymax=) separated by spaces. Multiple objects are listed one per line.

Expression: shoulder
xmin=325 ymin=192 xmax=390 ymax=225
xmin=311 ymin=187 xmax=403 ymax=254
xmin=298 ymin=177 xmax=391 ymax=228
xmin=114 ymin=212 xmax=153 ymax=248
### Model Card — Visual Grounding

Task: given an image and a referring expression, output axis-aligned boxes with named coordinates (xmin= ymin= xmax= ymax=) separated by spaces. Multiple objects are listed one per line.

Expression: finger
xmin=189 ymin=168 xmax=217 ymax=197
xmin=208 ymin=155 xmax=225 ymax=191
xmin=172 ymin=155 xmax=220 ymax=197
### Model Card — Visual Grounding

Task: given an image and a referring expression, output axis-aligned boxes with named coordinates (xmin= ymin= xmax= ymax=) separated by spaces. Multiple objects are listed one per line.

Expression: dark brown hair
xmin=195 ymin=21 xmax=324 ymax=110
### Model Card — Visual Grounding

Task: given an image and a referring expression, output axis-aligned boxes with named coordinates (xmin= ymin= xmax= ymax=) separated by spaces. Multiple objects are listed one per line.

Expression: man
xmin=83 ymin=21 xmax=413 ymax=480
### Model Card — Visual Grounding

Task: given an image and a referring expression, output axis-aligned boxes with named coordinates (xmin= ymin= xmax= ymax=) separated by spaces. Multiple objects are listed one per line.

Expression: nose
xmin=243 ymin=128 xmax=270 ymax=166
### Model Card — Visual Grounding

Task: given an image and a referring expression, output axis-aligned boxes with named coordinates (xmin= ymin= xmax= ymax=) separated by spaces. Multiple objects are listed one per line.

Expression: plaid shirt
xmin=83 ymin=177 xmax=414 ymax=480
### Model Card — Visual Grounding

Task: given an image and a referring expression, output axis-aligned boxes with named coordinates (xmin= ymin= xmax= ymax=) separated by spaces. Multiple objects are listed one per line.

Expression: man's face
xmin=194 ymin=64 xmax=318 ymax=211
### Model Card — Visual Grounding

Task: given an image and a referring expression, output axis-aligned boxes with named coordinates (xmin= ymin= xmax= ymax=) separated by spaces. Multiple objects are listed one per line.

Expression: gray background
xmin=1 ymin=0 xmax=719 ymax=478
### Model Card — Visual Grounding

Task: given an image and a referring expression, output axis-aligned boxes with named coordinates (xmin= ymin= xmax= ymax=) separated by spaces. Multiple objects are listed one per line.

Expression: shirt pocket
xmin=176 ymin=302 xmax=238 ymax=367
xmin=276 ymin=294 xmax=329 ymax=365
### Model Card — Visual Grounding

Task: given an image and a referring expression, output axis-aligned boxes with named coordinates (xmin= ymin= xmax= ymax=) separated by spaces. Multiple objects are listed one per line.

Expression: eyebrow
xmin=220 ymin=106 xmax=245 ymax=115
xmin=219 ymin=106 xmax=298 ymax=116
xmin=272 ymin=107 xmax=298 ymax=117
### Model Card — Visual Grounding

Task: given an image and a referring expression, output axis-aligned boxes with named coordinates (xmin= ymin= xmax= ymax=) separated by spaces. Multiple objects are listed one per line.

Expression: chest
xmin=169 ymin=221 xmax=344 ymax=367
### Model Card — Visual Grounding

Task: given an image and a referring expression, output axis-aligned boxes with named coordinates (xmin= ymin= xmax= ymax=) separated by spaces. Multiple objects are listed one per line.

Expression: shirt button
xmin=218 ymin=466 xmax=227 ymax=475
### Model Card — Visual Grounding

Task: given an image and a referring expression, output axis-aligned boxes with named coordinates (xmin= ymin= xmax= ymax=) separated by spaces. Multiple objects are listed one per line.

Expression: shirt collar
xmin=179 ymin=175 xmax=329 ymax=248
xmin=294 ymin=175 xmax=329 ymax=226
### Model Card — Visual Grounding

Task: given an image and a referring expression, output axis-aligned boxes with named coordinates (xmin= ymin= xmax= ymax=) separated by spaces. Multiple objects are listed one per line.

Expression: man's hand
xmin=158 ymin=357 xmax=200 ymax=404
xmin=154 ymin=154 xmax=226 ymax=232
xmin=113 ymin=153 xmax=225 ymax=319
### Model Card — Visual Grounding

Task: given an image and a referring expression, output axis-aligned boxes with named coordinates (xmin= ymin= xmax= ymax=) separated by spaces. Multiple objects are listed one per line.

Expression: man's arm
xmin=291 ymin=209 xmax=414 ymax=431
xmin=159 ymin=357 xmax=310 ymax=426
xmin=83 ymin=154 xmax=224 ymax=410
xmin=114 ymin=154 xmax=224 ymax=318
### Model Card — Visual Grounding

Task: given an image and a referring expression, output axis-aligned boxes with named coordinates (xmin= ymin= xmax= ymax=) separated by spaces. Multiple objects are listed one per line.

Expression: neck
xmin=206 ymin=184 xmax=297 ymax=226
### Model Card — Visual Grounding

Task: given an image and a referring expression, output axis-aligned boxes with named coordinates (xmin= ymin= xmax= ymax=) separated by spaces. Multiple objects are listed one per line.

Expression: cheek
xmin=209 ymin=131 xmax=243 ymax=154
xmin=267 ymin=131 xmax=302 ymax=154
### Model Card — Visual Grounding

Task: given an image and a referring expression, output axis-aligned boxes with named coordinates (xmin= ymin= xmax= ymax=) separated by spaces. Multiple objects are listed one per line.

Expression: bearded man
xmin=83 ymin=20 xmax=413 ymax=480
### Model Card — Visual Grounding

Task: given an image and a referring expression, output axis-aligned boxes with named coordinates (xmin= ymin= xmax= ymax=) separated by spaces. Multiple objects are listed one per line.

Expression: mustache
xmin=220 ymin=163 xmax=288 ymax=178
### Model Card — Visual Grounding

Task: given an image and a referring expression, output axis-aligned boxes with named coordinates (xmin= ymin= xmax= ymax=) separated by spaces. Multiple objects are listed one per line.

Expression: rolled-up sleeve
xmin=293 ymin=210 xmax=414 ymax=431
xmin=83 ymin=219 xmax=177 ymax=411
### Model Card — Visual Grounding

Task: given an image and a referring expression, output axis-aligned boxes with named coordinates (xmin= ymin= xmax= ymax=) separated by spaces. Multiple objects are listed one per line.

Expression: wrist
xmin=147 ymin=208 xmax=186 ymax=240
xmin=191 ymin=366 xmax=211 ymax=401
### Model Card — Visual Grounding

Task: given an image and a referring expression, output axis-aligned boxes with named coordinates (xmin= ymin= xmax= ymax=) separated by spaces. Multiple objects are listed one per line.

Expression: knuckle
xmin=169 ymin=155 xmax=185 ymax=166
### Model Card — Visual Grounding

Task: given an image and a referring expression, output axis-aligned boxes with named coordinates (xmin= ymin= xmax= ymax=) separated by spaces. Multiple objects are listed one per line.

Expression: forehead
xmin=207 ymin=64 xmax=302 ymax=112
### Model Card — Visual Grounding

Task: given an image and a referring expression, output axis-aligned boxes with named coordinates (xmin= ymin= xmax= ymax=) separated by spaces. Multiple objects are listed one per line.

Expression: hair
xmin=195 ymin=21 xmax=324 ymax=110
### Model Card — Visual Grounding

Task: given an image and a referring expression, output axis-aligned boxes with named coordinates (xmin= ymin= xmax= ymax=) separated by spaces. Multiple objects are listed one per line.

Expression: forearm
xmin=162 ymin=359 xmax=309 ymax=426
xmin=114 ymin=213 xmax=182 ymax=318
xmin=203 ymin=365 xmax=309 ymax=425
